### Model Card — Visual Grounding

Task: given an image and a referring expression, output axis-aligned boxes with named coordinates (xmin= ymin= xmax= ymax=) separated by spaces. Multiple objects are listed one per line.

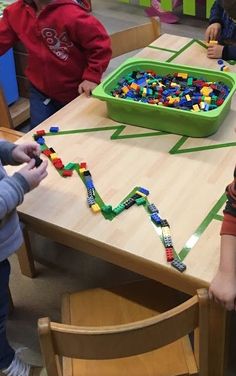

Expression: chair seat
xmin=61 ymin=280 xmax=198 ymax=376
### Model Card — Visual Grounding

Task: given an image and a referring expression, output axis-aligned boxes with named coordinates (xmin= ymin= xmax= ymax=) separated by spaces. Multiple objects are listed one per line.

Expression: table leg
xmin=17 ymin=226 xmax=36 ymax=278
xmin=208 ymin=300 xmax=230 ymax=376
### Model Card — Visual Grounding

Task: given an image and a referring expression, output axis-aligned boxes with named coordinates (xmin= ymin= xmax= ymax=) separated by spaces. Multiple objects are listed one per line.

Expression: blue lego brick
xmin=49 ymin=126 xmax=59 ymax=133
xmin=151 ymin=213 xmax=161 ymax=225
xmin=36 ymin=137 xmax=45 ymax=145
xmin=138 ymin=187 xmax=149 ymax=196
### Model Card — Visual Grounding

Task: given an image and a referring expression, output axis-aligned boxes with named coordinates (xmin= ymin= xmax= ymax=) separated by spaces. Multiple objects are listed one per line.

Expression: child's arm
xmin=0 ymin=7 xmax=19 ymax=55
xmin=205 ymin=0 xmax=223 ymax=42
xmin=209 ymin=233 xmax=236 ymax=311
xmin=209 ymin=168 xmax=236 ymax=310
xmin=70 ymin=9 xmax=112 ymax=93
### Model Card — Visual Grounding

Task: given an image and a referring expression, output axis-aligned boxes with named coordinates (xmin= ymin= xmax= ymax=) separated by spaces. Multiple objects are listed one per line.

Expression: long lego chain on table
xmin=33 ymin=128 xmax=187 ymax=272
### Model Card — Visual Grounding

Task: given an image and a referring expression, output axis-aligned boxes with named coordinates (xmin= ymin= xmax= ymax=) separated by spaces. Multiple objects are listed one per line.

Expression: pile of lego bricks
xmin=111 ymin=70 xmax=230 ymax=112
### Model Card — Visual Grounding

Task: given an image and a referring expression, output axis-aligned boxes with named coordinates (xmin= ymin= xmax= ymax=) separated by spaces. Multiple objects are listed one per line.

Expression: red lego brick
xmin=36 ymin=130 xmax=46 ymax=136
xmin=42 ymin=149 xmax=52 ymax=157
xmin=165 ymin=247 xmax=174 ymax=262
xmin=62 ymin=169 xmax=73 ymax=177
xmin=80 ymin=162 xmax=87 ymax=169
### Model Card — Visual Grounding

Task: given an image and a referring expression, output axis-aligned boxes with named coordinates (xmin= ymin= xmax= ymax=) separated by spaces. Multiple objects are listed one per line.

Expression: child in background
xmin=0 ymin=0 xmax=112 ymax=128
xmin=209 ymin=166 xmax=236 ymax=311
xmin=0 ymin=140 xmax=48 ymax=376
xmin=205 ymin=0 xmax=236 ymax=60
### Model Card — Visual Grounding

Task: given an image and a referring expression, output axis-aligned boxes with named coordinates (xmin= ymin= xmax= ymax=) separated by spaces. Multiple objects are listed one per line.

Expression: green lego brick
xmin=64 ymin=162 xmax=76 ymax=170
xmin=113 ymin=204 xmax=126 ymax=215
xmin=101 ymin=205 xmax=113 ymax=214
xmin=136 ymin=197 xmax=146 ymax=206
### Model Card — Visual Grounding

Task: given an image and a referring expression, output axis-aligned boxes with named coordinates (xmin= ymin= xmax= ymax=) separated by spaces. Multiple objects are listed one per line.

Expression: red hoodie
xmin=0 ymin=0 xmax=112 ymax=103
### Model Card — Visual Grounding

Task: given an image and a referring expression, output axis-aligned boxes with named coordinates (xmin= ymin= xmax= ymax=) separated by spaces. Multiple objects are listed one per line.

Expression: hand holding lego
xmin=209 ymin=270 xmax=236 ymax=311
xmin=18 ymin=158 xmax=48 ymax=190
xmin=78 ymin=80 xmax=98 ymax=97
xmin=207 ymin=44 xmax=224 ymax=59
xmin=12 ymin=142 xmax=41 ymax=164
xmin=205 ymin=23 xmax=221 ymax=42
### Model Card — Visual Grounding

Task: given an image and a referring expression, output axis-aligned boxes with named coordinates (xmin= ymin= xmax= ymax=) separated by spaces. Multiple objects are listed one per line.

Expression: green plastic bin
xmin=92 ymin=58 xmax=236 ymax=137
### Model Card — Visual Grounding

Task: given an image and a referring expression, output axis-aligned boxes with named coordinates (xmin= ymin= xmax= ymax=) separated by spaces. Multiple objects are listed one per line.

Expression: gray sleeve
xmin=0 ymin=173 xmax=30 ymax=220
xmin=0 ymin=140 xmax=17 ymax=165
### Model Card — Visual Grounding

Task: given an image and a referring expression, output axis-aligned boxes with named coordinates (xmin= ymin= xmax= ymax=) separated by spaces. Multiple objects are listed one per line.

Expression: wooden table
xmin=8 ymin=34 xmax=236 ymax=375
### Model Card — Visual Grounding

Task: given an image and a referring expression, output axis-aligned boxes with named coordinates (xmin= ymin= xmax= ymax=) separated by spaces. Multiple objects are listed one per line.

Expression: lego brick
xmin=91 ymin=203 xmax=101 ymax=213
xmin=165 ymin=247 xmax=174 ymax=262
xmin=113 ymin=204 xmax=126 ymax=215
xmin=101 ymin=205 xmax=113 ymax=214
xmin=49 ymin=126 xmax=59 ymax=132
xmin=36 ymin=137 xmax=45 ymax=145
xmin=151 ymin=212 xmax=161 ymax=225
xmin=161 ymin=219 xmax=170 ymax=227
xmin=80 ymin=162 xmax=87 ymax=169
xmin=79 ymin=168 xmax=86 ymax=174
xmin=83 ymin=170 xmax=91 ymax=177
xmin=148 ymin=203 xmax=159 ymax=213
xmin=171 ymin=259 xmax=186 ymax=272
xmin=135 ymin=197 xmax=146 ymax=206
xmin=36 ymin=129 xmax=46 ymax=136
xmin=50 ymin=153 xmax=58 ymax=160
xmin=42 ymin=149 xmax=52 ymax=157
xmin=137 ymin=187 xmax=149 ymax=196
xmin=62 ymin=169 xmax=73 ymax=177
xmin=87 ymin=196 xmax=96 ymax=207
xmin=123 ymin=198 xmax=135 ymax=209
xmin=49 ymin=147 xmax=56 ymax=153
xmin=64 ymin=163 xmax=76 ymax=170
xmin=33 ymin=155 xmax=43 ymax=167
xmin=87 ymin=188 xmax=95 ymax=197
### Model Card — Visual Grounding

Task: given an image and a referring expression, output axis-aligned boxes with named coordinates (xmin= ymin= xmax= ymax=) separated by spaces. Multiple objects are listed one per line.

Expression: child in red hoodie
xmin=209 ymin=167 xmax=236 ymax=311
xmin=0 ymin=0 xmax=112 ymax=128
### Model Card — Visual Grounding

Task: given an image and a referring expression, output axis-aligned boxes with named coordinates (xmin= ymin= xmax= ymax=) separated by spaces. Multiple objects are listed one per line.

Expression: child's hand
xmin=205 ymin=23 xmax=221 ymax=41
xmin=12 ymin=142 xmax=41 ymax=164
xmin=78 ymin=80 xmax=98 ymax=97
xmin=18 ymin=158 xmax=48 ymax=190
xmin=209 ymin=270 xmax=236 ymax=311
xmin=207 ymin=44 xmax=224 ymax=59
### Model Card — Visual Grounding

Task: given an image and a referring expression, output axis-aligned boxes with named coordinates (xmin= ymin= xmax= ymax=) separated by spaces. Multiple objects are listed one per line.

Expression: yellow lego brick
xmin=79 ymin=168 xmax=86 ymax=174
xmin=91 ymin=203 xmax=101 ymax=213
xmin=204 ymin=96 xmax=211 ymax=104
xmin=142 ymin=88 xmax=147 ymax=97
xmin=122 ymin=86 xmax=129 ymax=94
xmin=200 ymin=87 xmax=213 ymax=96
xmin=192 ymin=104 xmax=200 ymax=112
xmin=50 ymin=153 xmax=58 ymax=160
xmin=168 ymin=97 xmax=175 ymax=105
xmin=223 ymin=66 xmax=230 ymax=72
xmin=136 ymin=190 xmax=146 ymax=198
xmin=207 ymin=40 xmax=218 ymax=46
xmin=185 ymin=94 xmax=191 ymax=101
xmin=177 ymin=72 xmax=188 ymax=79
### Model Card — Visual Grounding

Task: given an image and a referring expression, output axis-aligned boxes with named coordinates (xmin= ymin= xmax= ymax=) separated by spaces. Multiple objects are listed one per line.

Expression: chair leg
xmin=17 ymin=226 xmax=36 ymax=278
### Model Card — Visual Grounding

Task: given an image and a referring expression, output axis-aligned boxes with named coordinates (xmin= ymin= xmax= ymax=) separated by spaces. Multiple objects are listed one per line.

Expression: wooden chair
xmin=38 ymin=280 xmax=209 ymax=376
xmin=110 ymin=17 xmax=161 ymax=58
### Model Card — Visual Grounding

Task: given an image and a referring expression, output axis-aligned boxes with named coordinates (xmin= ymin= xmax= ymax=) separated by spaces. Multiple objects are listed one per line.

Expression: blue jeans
xmin=30 ymin=85 xmax=65 ymax=129
xmin=0 ymin=259 xmax=14 ymax=370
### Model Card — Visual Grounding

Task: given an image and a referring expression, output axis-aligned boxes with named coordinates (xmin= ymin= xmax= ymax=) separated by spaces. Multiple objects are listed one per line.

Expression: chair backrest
xmin=110 ymin=17 xmax=161 ymax=58
xmin=0 ymin=87 xmax=13 ymax=128
xmin=38 ymin=288 xmax=208 ymax=376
